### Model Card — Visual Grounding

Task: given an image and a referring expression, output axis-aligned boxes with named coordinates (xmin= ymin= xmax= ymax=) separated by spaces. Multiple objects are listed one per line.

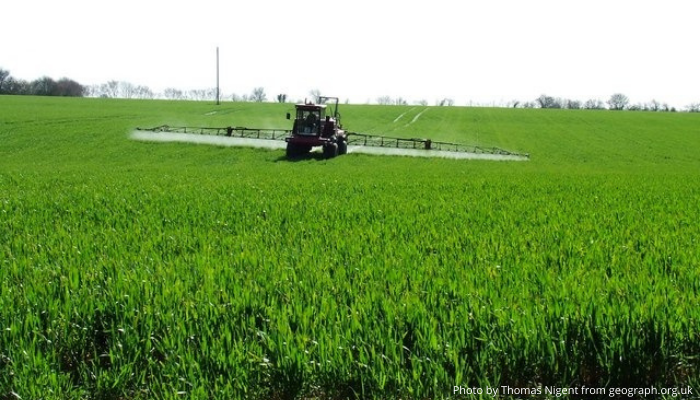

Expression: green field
xmin=1 ymin=95 xmax=700 ymax=399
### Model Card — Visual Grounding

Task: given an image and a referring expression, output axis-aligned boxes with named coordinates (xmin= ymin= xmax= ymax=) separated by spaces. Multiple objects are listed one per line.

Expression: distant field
xmin=1 ymin=95 xmax=699 ymax=399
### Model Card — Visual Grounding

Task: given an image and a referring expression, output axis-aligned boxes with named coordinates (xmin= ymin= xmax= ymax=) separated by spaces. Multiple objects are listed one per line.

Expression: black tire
xmin=323 ymin=143 xmax=338 ymax=159
xmin=337 ymin=139 xmax=348 ymax=155
xmin=287 ymin=142 xmax=312 ymax=158
xmin=286 ymin=142 xmax=299 ymax=158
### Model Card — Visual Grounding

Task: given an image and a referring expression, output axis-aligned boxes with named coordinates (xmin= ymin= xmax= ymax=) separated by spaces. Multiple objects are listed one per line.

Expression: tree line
xmin=0 ymin=69 xmax=85 ymax=97
xmin=375 ymin=93 xmax=700 ymax=112
xmin=85 ymin=82 xmax=269 ymax=102
xmin=0 ymin=68 xmax=273 ymax=102
xmin=2 ymin=67 xmax=699 ymax=112
xmin=527 ymin=93 xmax=689 ymax=112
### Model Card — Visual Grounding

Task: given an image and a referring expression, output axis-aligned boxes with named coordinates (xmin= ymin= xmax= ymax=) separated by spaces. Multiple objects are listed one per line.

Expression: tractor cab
xmin=291 ymin=104 xmax=326 ymax=136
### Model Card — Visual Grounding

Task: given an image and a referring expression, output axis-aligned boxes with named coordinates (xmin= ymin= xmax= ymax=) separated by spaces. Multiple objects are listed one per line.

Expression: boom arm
xmin=135 ymin=125 xmax=529 ymax=159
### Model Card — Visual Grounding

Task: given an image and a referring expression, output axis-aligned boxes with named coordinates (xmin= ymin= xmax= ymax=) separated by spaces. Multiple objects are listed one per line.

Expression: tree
xmin=276 ymin=93 xmax=287 ymax=103
xmin=119 ymin=82 xmax=137 ymax=99
xmin=645 ymin=99 xmax=661 ymax=112
xmin=686 ymin=103 xmax=700 ymax=113
xmin=31 ymin=76 xmax=57 ymax=96
xmin=188 ymin=89 xmax=207 ymax=101
xmin=565 ymin=99 xmax=581 ymax=109
xmin=584 ymin=99 xmax=605 ymax=110
xmin=436 ymin=98 xmax=454 ymax=106
xmin=101 ymin=81 xmax=120 ymax=98
xmin=250 ymin=87 xmax=266 ymax=102
xmin=607 ymin=93 xmax=629 ymax=110
xmin=0 ymin=68 xmax=10 ymax=93
xmin=309 ymin=89 xmax=321 ymax=103
xmin=163 ymin=88 xmax=184 ymax=100
xmin=376 ymin=96 xmax=392 ymax=105
xmin=205 ymin=88 xmax=218 ymax=102
xmin=135 ymin=85 xmax=154 ymax=99
xmin=55 ymin=78 xmax=84 ymax=96
xmin=2 ymin=77 xmax=29 ymax=95
xmin=0 ymin=70 xmax=81 ymax=97
xmin=536 ymin=94 xmax=561 ymax=109
xmin=84 ymin=84 xmax=100 ymax=97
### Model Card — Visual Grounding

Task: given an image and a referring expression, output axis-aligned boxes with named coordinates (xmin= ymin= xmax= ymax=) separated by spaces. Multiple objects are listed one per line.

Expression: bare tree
xmin=83 ymin=84 xmax=94 ymax=97
xmin=163 ymin=87 xmax=184 ymax=100
xmin=309 ymin=89 xmax=321 ymax=103
xmin=565 ymin=99 xmax=581 ymax=109
xmin=686 ymin=103 xmax=700 ymax=113
xmin=119 ymin=82 xmax=136 ymax=99
xmin=250 ymin=87 xmax=266 ymax=102
xmin=101 ymin=81 xmax=120 ymax=98
xmin=276 ymin=93 xmax=287 ymax=103
xmin=584 ymin=99 xmax=605 ymax=110
xmin=416 ymin=99 xmax=428 ymax=106
xmin=188 ymin=89 xmax=208 ymax=101
xmin=84 ymin=84 xmax=100 ymax=97
xmin=607 ymin=93 xmax=629 ymax=110
xmin=437 ymin=98 xmax=454 ymax=106
xmin=376 ymin=96 xmax=392 ymax=105
xmin=187 ymin=89 xmax=199 ymax=100
xmin=646 ymin=99 xmax=661 ymax=112
xmin=135 ymin=85 xmax=154 ymax=99
xmin=205 ymin=88 xmax=217 ymax=101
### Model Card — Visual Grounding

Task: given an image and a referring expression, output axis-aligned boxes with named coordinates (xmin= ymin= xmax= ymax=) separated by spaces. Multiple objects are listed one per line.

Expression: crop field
xmin=1 ymin=95 xmax=700 ymax=399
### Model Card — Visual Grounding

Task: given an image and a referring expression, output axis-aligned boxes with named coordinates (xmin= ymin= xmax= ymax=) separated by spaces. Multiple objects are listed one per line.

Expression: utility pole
xmin=216 ymin=46 xmax=220 ymax=105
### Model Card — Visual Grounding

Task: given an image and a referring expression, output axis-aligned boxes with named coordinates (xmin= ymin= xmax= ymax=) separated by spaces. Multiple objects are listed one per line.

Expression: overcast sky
xmin=2 ymin=0 xmax=698 ymax=107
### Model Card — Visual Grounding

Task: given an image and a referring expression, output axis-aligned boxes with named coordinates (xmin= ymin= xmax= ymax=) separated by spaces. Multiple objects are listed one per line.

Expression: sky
xmin=2 ymin=0 xmax=698 ymax=107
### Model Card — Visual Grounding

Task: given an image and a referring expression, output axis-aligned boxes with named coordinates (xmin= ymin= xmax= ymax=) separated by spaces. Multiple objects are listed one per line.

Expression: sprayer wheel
xmin=337 ymin=139 xmax=348 ymax=155
xmin=323 ymin=143 xmax=338 ymax=159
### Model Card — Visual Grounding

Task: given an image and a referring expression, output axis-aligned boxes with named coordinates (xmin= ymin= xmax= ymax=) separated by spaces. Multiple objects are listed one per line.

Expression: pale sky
xmin=2 ymin=0 xmax=698 ymax=107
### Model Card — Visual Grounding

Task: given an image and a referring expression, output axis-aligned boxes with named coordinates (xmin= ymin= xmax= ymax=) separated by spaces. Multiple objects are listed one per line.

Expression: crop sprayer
xmin=136 ymin=96 xmax=529 ymax=160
